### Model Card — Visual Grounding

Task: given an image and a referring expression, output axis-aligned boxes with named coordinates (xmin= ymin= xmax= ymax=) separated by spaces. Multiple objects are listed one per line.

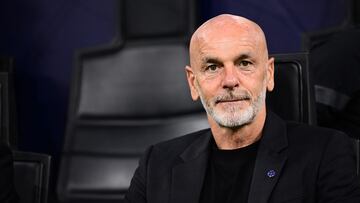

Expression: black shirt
xmin=199 ymin=139 xmax=259 ymax=203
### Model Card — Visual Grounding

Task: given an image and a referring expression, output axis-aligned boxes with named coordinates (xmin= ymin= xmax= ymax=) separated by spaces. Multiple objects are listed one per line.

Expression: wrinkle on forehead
xmin=189 ymin=14 xmax=269 ymax=67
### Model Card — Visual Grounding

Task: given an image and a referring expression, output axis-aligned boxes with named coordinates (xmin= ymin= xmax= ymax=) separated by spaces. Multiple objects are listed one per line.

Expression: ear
xmin=266 ymin=57 xmax=275 ymax=92
xmin=185 ymin=65 xmax=200 ymax=101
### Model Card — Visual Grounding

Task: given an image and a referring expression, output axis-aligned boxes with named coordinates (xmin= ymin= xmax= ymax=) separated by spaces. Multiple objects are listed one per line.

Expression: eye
xmin=237 ymin=60 xmax=254 ymax=72
xmin=239 ymin=60 xmax=251 ymax=66
xmin=205 ymin=64 xmax=219 ymax=72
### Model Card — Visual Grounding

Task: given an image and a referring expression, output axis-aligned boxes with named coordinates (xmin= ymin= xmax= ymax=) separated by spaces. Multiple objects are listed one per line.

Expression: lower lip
xmin=217 ymin=100 xmax=249 ymax=105
xmin=219 ymin=99 xmax=247 ymax=102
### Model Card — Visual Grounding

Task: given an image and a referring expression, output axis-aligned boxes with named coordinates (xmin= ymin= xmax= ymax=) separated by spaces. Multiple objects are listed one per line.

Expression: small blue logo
xmin=267 ymin=170 xmax=276 ymax=178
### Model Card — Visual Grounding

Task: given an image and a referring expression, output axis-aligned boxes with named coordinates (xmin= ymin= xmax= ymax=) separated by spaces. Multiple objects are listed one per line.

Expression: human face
xmin=186 ymin=26 xmax=274 ymax=128
xmin=195 ymin=74 xmax=267 ymax=128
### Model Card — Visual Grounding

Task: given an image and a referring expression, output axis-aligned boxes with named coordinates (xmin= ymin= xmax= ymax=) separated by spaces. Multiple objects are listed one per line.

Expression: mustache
xmin=214 ymin=90 xmax=251 ymax=103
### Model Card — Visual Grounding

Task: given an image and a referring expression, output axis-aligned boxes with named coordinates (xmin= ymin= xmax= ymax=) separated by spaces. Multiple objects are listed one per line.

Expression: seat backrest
xmin=0 ymin=57 xmax=17 ymax=146
xmin=57 ymin=44 xmax=209 ymax=202
xmin=13 ymin=151 xmax=51 ymax=203
xmin=268 ymin=53 xmax=317 ymax=125
xmin=57 ymin=0 xmax=203 ymax=202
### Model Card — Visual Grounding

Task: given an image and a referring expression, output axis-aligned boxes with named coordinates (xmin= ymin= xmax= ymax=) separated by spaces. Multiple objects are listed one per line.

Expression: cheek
xmin=242 ymin=73 xmax=267 ymax=97
xmin=196 ymin=78 xmax=219 ymax=99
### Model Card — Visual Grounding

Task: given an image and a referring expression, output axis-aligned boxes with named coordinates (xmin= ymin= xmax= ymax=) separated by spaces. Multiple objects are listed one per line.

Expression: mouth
xmin=215 ymin=97 xmax=250 ymax=104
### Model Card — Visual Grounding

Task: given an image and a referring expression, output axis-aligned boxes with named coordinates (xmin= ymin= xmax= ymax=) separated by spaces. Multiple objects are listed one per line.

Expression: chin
xmin=212 ymin=108 xmax=256 ymax=128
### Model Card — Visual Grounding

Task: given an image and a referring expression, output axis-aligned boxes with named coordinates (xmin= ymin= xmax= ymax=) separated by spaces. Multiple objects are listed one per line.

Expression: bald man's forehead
xmin=190 ymin=35 xmax=265 ymax=66
xmin=189 ymin=14 xmax=268 ymax=66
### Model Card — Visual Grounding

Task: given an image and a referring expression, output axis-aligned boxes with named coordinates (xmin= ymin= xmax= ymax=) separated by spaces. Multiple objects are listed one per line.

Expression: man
xmin=125 ymin=14 xmax=360 ymax=203
xmin=0 ymin=142 xmax=18 ymax=203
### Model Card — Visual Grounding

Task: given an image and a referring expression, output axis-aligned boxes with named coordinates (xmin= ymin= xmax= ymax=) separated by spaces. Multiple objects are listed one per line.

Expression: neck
xmin=209 ymin=107 xmax=266 ymax=150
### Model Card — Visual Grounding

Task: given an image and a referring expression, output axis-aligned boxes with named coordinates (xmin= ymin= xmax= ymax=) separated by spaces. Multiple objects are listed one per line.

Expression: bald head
xmin=189 ymin=14 xmax=269 ymax=67
xmin=185 ymin=14 xmax=275 ymax=135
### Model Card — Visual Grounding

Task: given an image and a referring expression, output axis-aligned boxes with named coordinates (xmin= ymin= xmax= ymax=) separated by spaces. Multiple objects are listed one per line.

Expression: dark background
xmin=0 ymin=0 xmax=353 ymax=201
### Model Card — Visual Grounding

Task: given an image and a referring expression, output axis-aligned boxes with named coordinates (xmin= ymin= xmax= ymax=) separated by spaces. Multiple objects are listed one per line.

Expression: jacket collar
xmin=170 ymin=130 xmax=212 ymax=203
xmin=180 ymin=130 xmax=212 ymax=161
xmin=248 ymin=111 xmax=289 ymax=203
xmin=259 ymin=111 xmax=288 ymax=153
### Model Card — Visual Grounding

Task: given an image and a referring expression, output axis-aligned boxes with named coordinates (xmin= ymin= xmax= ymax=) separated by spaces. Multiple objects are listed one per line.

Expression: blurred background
xmin=0 ymin=0 xmax=359 ymax=202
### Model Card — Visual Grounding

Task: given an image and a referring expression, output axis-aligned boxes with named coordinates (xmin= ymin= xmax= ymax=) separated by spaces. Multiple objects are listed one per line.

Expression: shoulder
xmin=134 ymin=128 xmax=210 ymax=178
xmin=266 ymin=111 xmax=351 ymax=151
xmin=286 ymin=121 xmax=350 ymax=142
xmin=285 ymin=121 xmax=353 ymax=155
xmin=151 ymin=128 xmax=210 ymax=154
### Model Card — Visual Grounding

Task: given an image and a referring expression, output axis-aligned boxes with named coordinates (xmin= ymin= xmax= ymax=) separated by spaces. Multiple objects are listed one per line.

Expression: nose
xmin=222 ymin=65 xmax=239 ymax=90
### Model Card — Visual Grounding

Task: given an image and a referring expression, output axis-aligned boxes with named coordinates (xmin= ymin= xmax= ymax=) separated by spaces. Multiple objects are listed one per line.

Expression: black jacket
xmin=125 ymin=112 xmax=360 ymax=203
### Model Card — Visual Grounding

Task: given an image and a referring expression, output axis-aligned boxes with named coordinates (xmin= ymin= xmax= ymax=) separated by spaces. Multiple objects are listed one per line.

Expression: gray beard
xmin=196 ymin=84 xmax=266 ymax=128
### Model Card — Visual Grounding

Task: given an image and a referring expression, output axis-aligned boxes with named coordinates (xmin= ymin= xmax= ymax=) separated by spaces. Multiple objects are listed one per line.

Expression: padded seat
xmin=268 ymin=53 xmax=316 ymax=125
xmin=13 ymin=151 xmax=51 ymax=203
xmin=58 ymin=1 xmax=201 ymax=202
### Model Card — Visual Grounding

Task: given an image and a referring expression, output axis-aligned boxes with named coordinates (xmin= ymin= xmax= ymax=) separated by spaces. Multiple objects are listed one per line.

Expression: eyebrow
xmin=202 ymin=57 xmax=222 ymax=64
xmin=235 ymin=53 xmax=252 ymax=61
xmin=202 ymin=53 xmax=252 ymax=64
